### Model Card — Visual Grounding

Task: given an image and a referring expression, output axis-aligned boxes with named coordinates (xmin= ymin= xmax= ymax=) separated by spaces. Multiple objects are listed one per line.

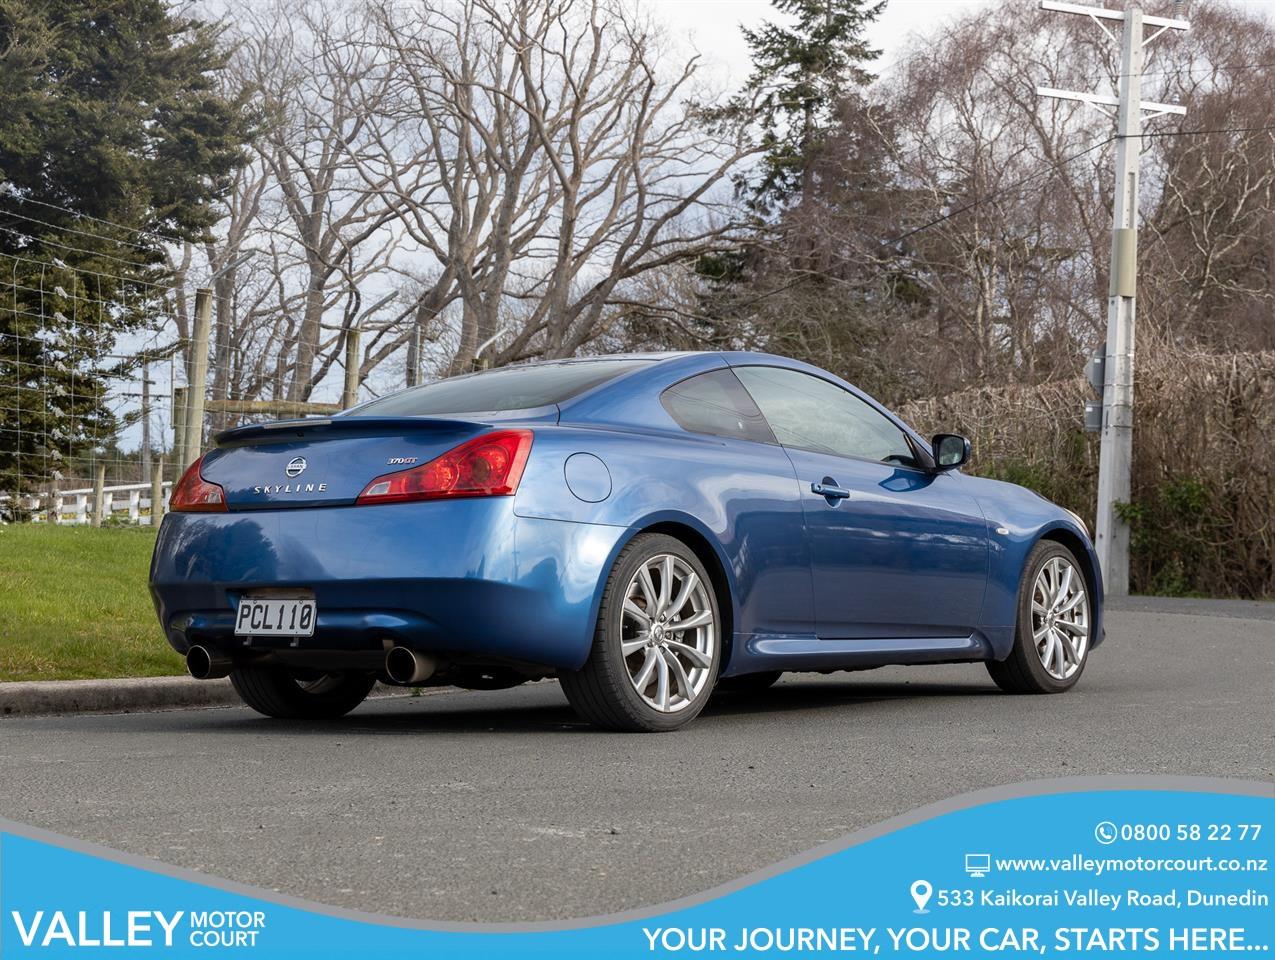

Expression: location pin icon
xmin=910 ymin=879 xmax=933 ymax=914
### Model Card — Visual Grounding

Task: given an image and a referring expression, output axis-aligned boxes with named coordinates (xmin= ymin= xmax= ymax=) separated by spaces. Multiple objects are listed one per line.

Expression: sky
xmin=650 ymin=0 xmax=988 ymax=90
xmin=647 ymin=0 xmax=1275 ymax=92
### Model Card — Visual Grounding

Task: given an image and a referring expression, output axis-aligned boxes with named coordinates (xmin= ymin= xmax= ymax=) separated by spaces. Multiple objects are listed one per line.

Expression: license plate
xmin=234 ymin=597 xmax=316 ymax=637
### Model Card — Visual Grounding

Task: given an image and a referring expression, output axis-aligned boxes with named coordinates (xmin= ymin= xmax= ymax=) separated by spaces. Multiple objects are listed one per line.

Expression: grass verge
xmin=0 ymin=525 xmax=182 ymax=681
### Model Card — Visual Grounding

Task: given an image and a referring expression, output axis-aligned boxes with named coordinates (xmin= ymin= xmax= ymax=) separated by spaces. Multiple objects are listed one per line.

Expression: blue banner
xmin=2 ymin=778 xmax=1271 ymax=957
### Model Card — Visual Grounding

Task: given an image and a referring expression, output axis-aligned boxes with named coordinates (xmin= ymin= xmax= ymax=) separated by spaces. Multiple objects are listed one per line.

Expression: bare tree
xmin=805 ymin=0 xmax=1275 ymax=400
xmin=1140 ymin=5 xmax=1275 ymax=353
xmin=359 ymin=0 xmax=756 ymax=376
xmin=206 ymin=157 xmax=271 ymax=424
xmin=236 ymin=1 xmax=404 ymax=401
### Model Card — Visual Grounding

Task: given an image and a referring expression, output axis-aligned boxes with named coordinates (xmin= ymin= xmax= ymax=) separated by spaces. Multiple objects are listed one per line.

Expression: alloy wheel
xmin=1030 ymin=556 xmax=1090 ymax=681
xmin=620 ymin=554 xmax=716 ymax=713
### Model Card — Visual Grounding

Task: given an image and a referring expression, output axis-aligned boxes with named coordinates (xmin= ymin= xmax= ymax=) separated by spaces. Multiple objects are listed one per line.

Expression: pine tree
xmin=682 ymin=0 xmax=902 ymax=396
xmin=0 ymin=0 xmax=251 ymax=512
xmin=740 ymin=0 xmax=885 ymax=215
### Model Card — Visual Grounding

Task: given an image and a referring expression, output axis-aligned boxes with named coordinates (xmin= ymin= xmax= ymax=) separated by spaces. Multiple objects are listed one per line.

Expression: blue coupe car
xmin=150 ymin=352 xmax=1103 ymax=731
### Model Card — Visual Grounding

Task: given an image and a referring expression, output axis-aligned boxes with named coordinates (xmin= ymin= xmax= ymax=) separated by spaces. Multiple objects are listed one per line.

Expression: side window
xmin=660 ymin=369 xmax=777 ymax=444
xmin=734 ymin=366 xmax=920 ymax=468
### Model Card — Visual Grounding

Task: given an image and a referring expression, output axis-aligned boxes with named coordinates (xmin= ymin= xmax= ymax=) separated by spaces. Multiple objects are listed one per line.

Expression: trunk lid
xmin=203 ymin=417 xmax=492 ymax=509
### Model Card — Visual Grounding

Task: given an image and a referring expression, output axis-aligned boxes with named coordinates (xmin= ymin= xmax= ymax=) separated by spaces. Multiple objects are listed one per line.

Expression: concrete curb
xmin=0 ymin=677 xmax=410 ymax=719
xmin=0 ymin=676 xmax=240 ymax=718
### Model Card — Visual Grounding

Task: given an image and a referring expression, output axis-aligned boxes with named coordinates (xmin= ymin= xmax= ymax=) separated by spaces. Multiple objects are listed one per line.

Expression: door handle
xmin=811 ymin=481 xmax=851 ymax=501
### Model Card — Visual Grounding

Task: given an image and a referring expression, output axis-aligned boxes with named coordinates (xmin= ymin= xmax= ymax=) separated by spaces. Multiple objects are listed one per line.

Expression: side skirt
xmin=740 ymin=633 xmax=994 ymax=673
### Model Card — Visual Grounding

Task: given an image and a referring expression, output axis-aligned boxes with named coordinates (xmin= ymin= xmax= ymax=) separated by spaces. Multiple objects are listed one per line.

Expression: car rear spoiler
xmin=213 ymin=416 xmax=492 ymax=448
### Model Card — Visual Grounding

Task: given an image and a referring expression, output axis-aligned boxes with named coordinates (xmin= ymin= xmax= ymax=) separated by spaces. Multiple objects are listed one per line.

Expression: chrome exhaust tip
xmin=385 ymin=647 xmax=436 ymax=685
xmin=186 ymin=645 xmax=233 ymax=680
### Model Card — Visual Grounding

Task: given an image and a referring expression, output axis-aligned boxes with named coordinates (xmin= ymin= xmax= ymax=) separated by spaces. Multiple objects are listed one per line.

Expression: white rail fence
xmin=0 ymin=482 xmax=172 ymax=526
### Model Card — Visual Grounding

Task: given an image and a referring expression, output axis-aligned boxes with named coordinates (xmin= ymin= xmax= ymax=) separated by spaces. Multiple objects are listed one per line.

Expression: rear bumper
xmin=149 ymin=500 xmax=626 ymax=672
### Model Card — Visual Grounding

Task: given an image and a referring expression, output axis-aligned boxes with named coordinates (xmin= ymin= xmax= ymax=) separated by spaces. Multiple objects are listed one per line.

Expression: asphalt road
xmin=1 ymin=597 xmax=1271 ymax=923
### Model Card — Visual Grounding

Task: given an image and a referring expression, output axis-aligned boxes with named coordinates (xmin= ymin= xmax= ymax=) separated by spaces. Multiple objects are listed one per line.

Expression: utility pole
xmin=1036 ymin=0 xmax=1188 ymax=596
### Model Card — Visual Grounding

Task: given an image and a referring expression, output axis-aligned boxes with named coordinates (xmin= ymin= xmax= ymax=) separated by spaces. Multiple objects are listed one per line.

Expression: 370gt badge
xmin=387 ymin=457 xmax=418 ymax=465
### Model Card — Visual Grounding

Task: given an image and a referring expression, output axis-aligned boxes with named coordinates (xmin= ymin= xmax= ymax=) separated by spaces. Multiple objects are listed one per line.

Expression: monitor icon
xmin=965 ymin=853 xmax=992 ymax=878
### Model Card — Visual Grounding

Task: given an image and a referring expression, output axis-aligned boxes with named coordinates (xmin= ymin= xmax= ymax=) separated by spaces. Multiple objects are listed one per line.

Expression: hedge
xmin=898 ymin=350 xmax=1274 ymax=599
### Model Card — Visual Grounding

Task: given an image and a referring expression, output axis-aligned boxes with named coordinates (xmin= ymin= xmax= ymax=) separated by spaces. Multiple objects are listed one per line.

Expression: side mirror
xmin=932 ymin=433 xmax=971 ymax=471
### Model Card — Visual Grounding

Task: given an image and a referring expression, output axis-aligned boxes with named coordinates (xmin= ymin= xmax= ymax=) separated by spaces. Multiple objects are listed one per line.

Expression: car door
xmin=733 ymin=365 xmax=990 ymax=640
xmin=658 ymin=367 xmax=815 ymax=641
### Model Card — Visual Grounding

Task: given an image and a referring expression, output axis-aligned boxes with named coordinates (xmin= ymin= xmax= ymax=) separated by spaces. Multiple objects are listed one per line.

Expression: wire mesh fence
xmin=0 ymin=230 xmax=352 ymax=524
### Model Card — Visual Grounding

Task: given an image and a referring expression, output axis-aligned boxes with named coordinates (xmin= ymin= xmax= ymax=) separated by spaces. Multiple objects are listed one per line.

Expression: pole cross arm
xmin=1036 ymin=87 xmax=1187 ymax=116
xmin=1039 ymin=1 xmax=1189 ymax=31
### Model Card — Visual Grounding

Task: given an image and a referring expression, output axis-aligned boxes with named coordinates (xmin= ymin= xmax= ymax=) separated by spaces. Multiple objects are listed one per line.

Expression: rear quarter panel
xmin=513 ymin=423 xmax=814 ymax=673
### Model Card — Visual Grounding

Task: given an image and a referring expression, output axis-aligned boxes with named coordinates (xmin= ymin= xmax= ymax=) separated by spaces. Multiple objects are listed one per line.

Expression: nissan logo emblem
xmin=285 ymin=457 xmax=308 ymax=478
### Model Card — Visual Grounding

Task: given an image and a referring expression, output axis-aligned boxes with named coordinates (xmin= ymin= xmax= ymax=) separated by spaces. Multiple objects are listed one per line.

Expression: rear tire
xmin=230 ymin=666 xmax=375 ymax=719
xmin=561 ymin=533 xmax=722 ymax=732
xmin=987 ymin=540 xmax=1092 ymax=694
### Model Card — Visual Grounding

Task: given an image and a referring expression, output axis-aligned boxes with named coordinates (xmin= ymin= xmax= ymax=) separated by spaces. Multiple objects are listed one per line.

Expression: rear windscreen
xmin=349 ymin=359 xmax=652 ymax=417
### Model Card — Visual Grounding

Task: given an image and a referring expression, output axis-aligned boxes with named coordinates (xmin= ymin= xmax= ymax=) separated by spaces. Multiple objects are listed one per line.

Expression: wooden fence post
xmin=173 ymin=387 xmax=188 ymax=477
xmin=91 ymin=464 xmax=106 ymax=528
xmin=342 ymin=326 xmax=362 ymax=409
xmin=151 ymin=458 xmax=165 ymax=525
xmin=183 ymin=288 xmax=213 ymax=468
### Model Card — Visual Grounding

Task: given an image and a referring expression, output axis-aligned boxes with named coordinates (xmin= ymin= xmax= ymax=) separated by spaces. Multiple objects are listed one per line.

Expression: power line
xmin=0 ymin=184 xmax=186 ymax=246
xmin=886 ymin=122 xmax=1275 ymax=246
xmin=1132 ymin=122 xmax=1275 ymax=138
xmin=0 ymin=225 xmax=157 ymax=271
xmin=0 ymin=206 xmax=157 ymax=253
xmin=1078 ymin=57 xmax=1275 ymax=83
xmin=730 ymin=118 xmax=1275 ymax=314
xmin=886 ymin=137 xmax=1116 ymax=246
xmin=0 ymin=250 xmax=180 ymax=291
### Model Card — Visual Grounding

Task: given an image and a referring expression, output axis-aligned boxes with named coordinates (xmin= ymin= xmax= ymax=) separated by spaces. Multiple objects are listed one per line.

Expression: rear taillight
xmin=356 ymin=429 xmax=533 ymax=505
xmin=170 ymin=455 xmax=228 ymax=512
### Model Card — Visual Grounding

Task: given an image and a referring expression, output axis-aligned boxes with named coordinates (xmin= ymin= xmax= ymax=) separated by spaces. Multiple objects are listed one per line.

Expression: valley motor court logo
xmin=9 ymin=909 xmax=267 ymax=948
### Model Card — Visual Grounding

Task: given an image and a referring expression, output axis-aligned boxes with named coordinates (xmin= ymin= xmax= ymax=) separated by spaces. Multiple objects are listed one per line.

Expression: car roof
xmin=556 ymin=351 xmax=932 ymax=452
xmin=502 ymin=351 xmax=786 ymax=365
xmin=508 ymin=352 xmax=693 ymax=364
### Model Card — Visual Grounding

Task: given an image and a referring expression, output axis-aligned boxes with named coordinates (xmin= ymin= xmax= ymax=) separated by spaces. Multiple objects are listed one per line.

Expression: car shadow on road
xmin=163 ymin=676 xmax=1002 ymax=738
xmin=707 ymin=678 xmax=1000 ymax=718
